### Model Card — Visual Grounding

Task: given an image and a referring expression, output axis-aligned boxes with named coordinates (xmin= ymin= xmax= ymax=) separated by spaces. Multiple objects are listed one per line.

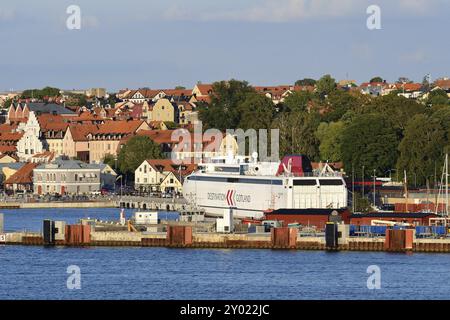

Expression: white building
xmin=16 ymin=112 xmax=44 ymax=161
xmin=134 ymin=159 xmax=196 ymax=193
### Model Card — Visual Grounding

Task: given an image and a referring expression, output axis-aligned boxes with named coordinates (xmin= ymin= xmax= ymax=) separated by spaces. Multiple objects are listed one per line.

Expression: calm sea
xmin=0 ymin=208 xmax=449 ymax=300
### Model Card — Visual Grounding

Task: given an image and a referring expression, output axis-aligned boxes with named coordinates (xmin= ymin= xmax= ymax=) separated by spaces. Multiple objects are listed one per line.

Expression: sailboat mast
xmin=404 ymin=170 xmax=409 ymax=213
xmin=446 ymin=153 xmax=449 ymax=216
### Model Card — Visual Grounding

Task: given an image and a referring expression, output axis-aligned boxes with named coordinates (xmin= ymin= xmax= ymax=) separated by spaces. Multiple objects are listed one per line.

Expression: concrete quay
xmin=117 ymin=196 xmax=189 ymax=212
xmin=4 ymin=225 xmax=450 ymax=252
xmin=0 ymin=200 xmax=115 ymax=209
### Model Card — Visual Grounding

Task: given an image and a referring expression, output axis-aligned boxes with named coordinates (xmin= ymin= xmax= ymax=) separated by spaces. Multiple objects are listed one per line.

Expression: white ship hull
xmin=183 ymin=173 xmax=348 ymax=219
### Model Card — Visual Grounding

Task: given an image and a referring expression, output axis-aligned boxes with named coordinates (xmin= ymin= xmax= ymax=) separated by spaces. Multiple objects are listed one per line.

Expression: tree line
xmin=198 ymin=77 xmax=450 ymax=187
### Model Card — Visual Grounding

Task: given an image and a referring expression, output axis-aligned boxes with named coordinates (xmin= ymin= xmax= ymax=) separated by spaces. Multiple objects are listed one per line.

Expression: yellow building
xmin=151 ymin=98 xmax=177 ymax=123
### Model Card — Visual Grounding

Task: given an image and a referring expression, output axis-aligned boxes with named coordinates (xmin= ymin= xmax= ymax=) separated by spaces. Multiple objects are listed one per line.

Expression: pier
xmin=3 ymin=221 xmax=450 ymax=253
xmin=117 ymin=196 xmax=192 ymax=212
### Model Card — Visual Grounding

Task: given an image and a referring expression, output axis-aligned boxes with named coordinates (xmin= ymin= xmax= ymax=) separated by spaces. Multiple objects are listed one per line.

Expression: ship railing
xmin=282 ymin=172 xmax=344 ymax=178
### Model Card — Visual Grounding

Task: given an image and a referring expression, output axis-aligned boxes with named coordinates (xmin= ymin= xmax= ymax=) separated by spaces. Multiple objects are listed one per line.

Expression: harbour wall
xmin=4 ymin=226 xmax=450 ymax=252
xmin=0 ymin=201 xmax=115 ymax=209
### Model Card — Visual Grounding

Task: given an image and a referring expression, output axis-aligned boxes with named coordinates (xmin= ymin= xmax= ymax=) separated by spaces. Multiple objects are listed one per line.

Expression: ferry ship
xmin=182 ymin=154 xmax=348 ymax=219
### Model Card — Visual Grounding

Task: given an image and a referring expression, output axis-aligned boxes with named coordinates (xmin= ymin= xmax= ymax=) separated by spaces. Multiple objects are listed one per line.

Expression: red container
xmin=289 ymin=228 xmax=298 ymax=248
xmin=271 ymin=227 xmax=289 ymax=247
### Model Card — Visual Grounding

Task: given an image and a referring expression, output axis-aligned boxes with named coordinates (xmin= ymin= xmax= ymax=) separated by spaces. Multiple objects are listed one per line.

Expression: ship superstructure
xmin=182 ymin=154 xmax=348 ymax=219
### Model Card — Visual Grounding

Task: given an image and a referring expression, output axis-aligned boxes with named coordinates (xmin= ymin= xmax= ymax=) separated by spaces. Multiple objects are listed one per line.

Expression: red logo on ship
xmin=226 ymin=190 xmax=236 ymax=206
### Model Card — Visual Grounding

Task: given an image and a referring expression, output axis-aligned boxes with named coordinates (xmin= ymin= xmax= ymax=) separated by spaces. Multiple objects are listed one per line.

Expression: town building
xmin=99 ymin=163 xmax=118 ymax=190
xmin=134 ymin=159 xmax=196 ymax=193
xmin=63 ymin=124 xmax=99 ymax=162
xmin=87 ymin=120 xmax=150 ymax=163
xmin=16 ymin=112 xmax=44 ymax=161
xmin=0 ymin=162 xmax=24 ymax=190
xmin=4 ymin=162 xmax=38 ymax=193
xmin=33 ymin=159 xmax=101 ymax=195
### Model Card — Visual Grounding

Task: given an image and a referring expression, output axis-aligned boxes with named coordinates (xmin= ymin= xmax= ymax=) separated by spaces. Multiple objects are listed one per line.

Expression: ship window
xmin=319 ymin=179 xmax=343 ymax=186
xmin=293 ymin=179 xmax=317 ymax=186
xmin=238 ymin=178 xmax=283 ymax=185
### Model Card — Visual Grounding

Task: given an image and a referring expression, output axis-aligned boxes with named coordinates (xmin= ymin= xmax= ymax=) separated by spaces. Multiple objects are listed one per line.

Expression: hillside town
xmin=0 ymin=76 xmax=449 ymax=199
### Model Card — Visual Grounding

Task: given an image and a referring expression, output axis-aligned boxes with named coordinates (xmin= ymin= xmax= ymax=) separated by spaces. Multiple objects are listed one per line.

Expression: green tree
xmin=65 ymin=93 xmax=87 ymax=107
xmin=238 ymin=93 xmax=275 ymax=130
xmin=3 ymin=98 xmax=12 ymax=109
xmin=272 ymin=111 xmax=321 ymax=160
xmin=282 ymin=90 xmax=314 ymax=113
xmin=103 ymin=154 xmax=117 ymax=170
xmin=295 ymin=78 xmax=316 ymax=86
xmin=370 ymin=77 xmax=383 ymax=83
xmin=21 ymin=86 xmax=60 ymax=100
xmin=322 ymin=90 xmax=360 ymax=122
xmin=364 ymin=94 xmax=426 ymax=132
xmin=427 ymin=89 xmax=449 ymax=107
xmin=397 ymin=113 xmax=449 ymax=187
xmin=117 ymin=136 xmax=163 ymax=175
xmin=316 ymin=74 xmax=336 ymax=98
xmin=341 ymin=114 xmax=400 ymax=177
xmin=164 ymin=121 xmax=179 ymax=130
xmin=198 ymin=79 xmax=255 ymax=130
xmin=316 ymin=121 xmax=345 ymax=162
xmin=175 ymin=86 xmax=186 ymax=90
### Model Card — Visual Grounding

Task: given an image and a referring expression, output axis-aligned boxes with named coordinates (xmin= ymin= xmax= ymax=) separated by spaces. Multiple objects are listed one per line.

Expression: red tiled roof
xmin=68 ymin=124 xmax=99 ymax=141
xmin=0 ymin=123 xmax=19 ymax=132
xmin=195 ymin=96 xmax=211 ymax=103
xmin=73 ymin=111 xmax=105 ymax=122
xmin=37 ymin=114 xmax=68 ymax=132
xmin=434 ymin=79 xmax=450 ymax=90
xmin=95 ymin=120 xmax=146 ymax=135
xmin=4 ymin=162 xmax=37 ymax=185
xmin=0 ymin=132 xmax=23 ymax=142
xmin=145 ymin=159 xmax=197 ymax=176
xmin=394 ymin=83 xmax=422 ymax=91
xmin=254 ymin=85 xmax=291 ymax=93
xmin=0 ymin=145 xmax=17 ymax=154
xmin=195 ymin=84 xmax=213 ymax=96
xmin=293 ymin=85 xmax=315 ymax=92
xmin=160 ymin=89 xmax=192 ymax=96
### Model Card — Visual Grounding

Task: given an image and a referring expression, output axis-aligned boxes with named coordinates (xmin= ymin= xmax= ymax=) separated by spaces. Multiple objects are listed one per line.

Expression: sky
xmin=0 ymin=0 xmax=449 ymax=92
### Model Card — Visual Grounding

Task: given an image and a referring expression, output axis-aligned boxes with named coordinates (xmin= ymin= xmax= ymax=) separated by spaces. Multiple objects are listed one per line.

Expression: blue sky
xmin=0 ymin=0 xmax=449 ymax=91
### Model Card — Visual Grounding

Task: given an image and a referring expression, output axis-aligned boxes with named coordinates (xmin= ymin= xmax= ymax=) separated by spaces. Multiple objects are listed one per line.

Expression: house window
xmin=144 ymin=178 xmax=148 ymax=183
xmin=144 ymin=165 xmax=147 ymax=173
